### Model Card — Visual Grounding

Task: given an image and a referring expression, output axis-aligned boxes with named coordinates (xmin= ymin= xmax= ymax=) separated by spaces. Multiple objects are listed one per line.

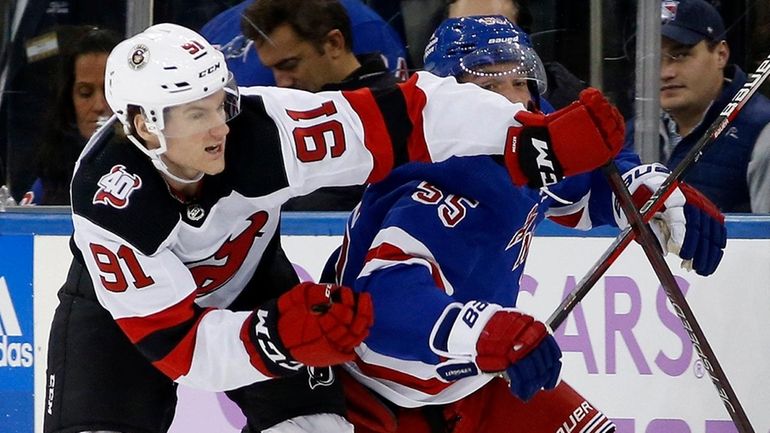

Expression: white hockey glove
xmin=612 ymin=163 xmax=726 ymax=276
xmin=613 ymin=163 xmax=686 ymax=254
xmin=262 ymin=413 xmax=354 ymax=433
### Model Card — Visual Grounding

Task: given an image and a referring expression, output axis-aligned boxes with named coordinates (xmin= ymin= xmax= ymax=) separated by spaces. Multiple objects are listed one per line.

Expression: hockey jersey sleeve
xmin=237 ymin=72 xmax=528 ymax=207
xmin=545 ymin=145 xmax=642 ymax=230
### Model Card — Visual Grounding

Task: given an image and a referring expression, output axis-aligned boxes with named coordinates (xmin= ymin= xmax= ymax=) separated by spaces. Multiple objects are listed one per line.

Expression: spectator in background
xmin=624 ymin=0 xmax=770 ymax=212
xmin=446 ymin=0 xmax=530 ymax=27
xmin=241 ymin=0 xmax=404 ymax=211
xmin=20 ymin=26 xmax=121 ymax=205
xmin=0 ymin=1 xmax=126 ymax=201
xmin=441 ymin=0 xmax=588 ymax=109
xmin=242 ymin=0 xmax=400 ymax=92
xmin=200 ymin=0 xmax=408 ymax=88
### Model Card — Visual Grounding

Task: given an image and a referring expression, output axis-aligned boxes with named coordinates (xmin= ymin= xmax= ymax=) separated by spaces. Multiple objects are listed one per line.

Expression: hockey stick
xmin=547 ymin=52 xmax=770 ymax=330
xmin=602 ymin=162 xmax=754 ymax=433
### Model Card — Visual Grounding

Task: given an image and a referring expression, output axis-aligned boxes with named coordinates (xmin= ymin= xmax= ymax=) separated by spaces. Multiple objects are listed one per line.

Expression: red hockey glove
xmin=476 ymin=310 xmax=550 ymax=371
xmin=613 ymin=163 xmax=727 ymax=276
xmin=430 ymin=301 xmax=561 ymax=402
xmin=505 ymin=87 xmax=625 ymax=188
xmin=245 ymin=282 xmax=373 ymax=376
xmin=476 ymin=310 xmax=562 ymax=401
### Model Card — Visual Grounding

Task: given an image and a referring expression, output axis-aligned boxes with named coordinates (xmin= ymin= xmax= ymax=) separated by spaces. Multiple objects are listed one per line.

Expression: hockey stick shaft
xmin=603 ymin=162 xmax=754 ymax=433
xmin=547 ymin=52 xmax=770 ymax=330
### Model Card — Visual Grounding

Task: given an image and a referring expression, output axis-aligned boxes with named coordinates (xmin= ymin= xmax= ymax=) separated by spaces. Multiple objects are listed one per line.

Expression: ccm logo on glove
xmin=505 ymin=88 xmax=625 ymax=188
xmin=244 ymin=282 xmax=374 ymax=377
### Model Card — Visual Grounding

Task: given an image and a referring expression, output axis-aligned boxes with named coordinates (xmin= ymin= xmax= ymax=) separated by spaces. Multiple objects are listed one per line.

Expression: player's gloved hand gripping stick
xmin=548 ymin=54 xmax=770 ymax=433
xmin=611 ymin=163 xmax=726 ymax=276
xmin=604 ymin=162 xmax=751 ymax=433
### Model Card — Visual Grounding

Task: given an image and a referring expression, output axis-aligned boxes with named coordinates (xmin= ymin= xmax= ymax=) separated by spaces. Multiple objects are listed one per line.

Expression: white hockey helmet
xmin=105 ymin=23 xmax=240 ymax=181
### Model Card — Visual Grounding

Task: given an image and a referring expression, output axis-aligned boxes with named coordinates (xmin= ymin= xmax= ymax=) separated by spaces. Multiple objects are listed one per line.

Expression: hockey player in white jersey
xmin=327 ymin=16 xmax=728 ymax=433
xmin=43 ymin=22 xmax=629 ymax=433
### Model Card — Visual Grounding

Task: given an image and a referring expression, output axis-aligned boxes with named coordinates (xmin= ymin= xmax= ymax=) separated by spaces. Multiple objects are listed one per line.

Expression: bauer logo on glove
xmin=612 ymin=163 xmax=727 ymax=276
xmin=430 ymin=301 xmax=562 ymax=401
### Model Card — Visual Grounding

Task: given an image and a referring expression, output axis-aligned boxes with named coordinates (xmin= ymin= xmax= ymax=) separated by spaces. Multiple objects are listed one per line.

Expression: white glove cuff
xmin=612 ymin=163 xmax=670 ymax=228
xmin=430 ymin=301 xmax=502 ymax=359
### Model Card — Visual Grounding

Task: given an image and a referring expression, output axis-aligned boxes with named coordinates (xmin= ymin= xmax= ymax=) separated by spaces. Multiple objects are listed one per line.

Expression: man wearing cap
xmin=626 ymin=0 xmax=770 ymax=212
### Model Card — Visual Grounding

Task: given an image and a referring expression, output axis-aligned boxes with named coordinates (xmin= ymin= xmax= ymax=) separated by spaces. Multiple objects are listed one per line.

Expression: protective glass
xmin=459 ymin=43 xmax=547 ymax=94
xmin=160 ymin=75 xmax=240 ymax=139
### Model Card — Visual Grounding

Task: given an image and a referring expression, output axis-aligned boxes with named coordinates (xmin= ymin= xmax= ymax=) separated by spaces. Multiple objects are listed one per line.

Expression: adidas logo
xmin=0 ymin=276 xmax=33 ymax=368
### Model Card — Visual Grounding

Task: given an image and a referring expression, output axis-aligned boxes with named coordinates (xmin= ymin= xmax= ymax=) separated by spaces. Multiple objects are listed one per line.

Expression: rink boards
xmin=0 ymin=211 xmax=768 ymax=433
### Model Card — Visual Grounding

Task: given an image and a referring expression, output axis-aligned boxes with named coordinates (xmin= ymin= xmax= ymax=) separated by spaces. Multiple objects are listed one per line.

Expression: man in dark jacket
xmin=625 ymin=0 xmax=770 ymax=212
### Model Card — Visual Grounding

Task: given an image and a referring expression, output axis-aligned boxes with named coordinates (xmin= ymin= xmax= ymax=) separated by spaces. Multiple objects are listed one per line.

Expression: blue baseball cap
xmin=661 ymin=0 xmax=725 ymax=45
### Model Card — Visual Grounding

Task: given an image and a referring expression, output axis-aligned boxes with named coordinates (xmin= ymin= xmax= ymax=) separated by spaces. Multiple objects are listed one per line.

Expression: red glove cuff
xmin=504 ymin=88 xmax=625 ymax=188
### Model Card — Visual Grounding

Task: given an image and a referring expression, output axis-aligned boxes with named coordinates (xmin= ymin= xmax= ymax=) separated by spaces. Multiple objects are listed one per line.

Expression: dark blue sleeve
xmin=350 ymin=194 xmax=465 ymax=363
xmin=623 ymin=117 xmax=636 ymax=152
xmin=586 ymin=145 xmax=643 ymax=226
xmin=20 ymin=178 xmax=43 ymax=205
xmin=547 ymin=144 xmax=642 ymax=228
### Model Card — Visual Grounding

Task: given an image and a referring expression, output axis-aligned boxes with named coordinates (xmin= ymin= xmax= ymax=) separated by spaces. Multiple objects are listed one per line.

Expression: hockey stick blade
xmin=548 ymin=51 xmax=770 ymax=331
xmin=603 ymin=162 xmax=754 ymax=433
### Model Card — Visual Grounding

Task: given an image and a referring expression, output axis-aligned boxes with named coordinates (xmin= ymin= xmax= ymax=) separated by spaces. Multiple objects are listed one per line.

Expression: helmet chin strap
xmin=125 ymin=126 xmax=204 ymax=185
xmin=151 ymin=157 xmax=205 ymax=185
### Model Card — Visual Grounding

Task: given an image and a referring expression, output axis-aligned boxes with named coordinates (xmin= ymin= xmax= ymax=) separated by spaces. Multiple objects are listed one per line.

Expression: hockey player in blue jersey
xmin=329 ymin=16 xmax=728 ymax=433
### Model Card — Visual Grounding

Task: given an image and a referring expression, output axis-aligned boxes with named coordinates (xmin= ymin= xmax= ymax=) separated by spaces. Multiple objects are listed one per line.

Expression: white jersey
xmin=70 ymin=72 xmax=528 ymax=391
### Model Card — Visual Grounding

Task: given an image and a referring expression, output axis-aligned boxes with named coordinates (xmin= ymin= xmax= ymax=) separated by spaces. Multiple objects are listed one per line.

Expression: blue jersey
xmin=200 ymin=0 xmax=408 ymax=86
xmin=334 ymin=153 xmax=639 ymax=406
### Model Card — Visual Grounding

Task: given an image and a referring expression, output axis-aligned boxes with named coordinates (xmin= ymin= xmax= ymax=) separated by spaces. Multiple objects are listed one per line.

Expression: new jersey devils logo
xmin=93 ymin=165 xmax=142 ymax=208
xmin=188 ymin=211 xmax=268 ymax=296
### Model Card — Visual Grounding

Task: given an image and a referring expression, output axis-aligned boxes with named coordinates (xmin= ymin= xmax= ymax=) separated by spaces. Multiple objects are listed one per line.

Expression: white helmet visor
xmin=459 ymin=43 xmax=547 ymax=94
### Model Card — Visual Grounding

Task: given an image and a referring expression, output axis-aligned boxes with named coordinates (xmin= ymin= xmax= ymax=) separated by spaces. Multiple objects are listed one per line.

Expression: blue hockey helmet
xmin=423 ymin=15 xmax=547 ymax=95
